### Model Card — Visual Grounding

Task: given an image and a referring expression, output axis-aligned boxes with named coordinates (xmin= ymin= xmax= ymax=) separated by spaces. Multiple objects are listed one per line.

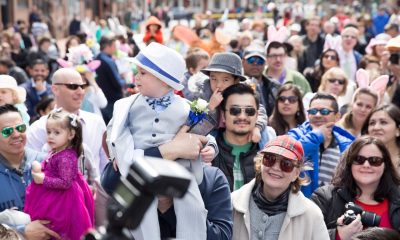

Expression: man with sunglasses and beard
xmin=20 ymin=59 xmax=52 ymax=119
xmin=212 ymin=84 xmax=260 ymax=192
xmin=288 ymin=93 xmax=354 ymax=198
xmin=242 ymin=44 xmax=281 ymax=117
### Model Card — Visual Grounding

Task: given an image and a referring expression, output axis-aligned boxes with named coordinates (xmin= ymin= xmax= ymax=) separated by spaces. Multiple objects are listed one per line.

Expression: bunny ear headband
xmin=57 ymin=44 xmax=101 ymax=73
xmin=323 ymin=34 xmax=342 ymax=51
xmin=356 ymin=68 xmax=389 ymax=96
xmin=265 ymin=25 xmax=290 ymax=51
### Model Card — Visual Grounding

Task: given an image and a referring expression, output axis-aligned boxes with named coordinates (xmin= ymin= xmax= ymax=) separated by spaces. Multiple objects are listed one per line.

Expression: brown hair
xmin=185 ymin=47 xmax=210 ymax=71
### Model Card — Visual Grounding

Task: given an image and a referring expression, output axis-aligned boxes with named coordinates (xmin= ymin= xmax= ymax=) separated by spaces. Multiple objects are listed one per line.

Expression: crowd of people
xmin=0 ymin=2 xmax=400 ymax=240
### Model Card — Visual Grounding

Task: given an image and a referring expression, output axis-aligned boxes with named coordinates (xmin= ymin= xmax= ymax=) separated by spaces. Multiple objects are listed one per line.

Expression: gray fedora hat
xmin=201 ymin=52 xmax=247 ymax=81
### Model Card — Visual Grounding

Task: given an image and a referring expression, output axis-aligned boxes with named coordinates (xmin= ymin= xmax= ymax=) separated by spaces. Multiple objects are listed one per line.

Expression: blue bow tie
xmin=145 ymin=96 xmax=172 ymax=110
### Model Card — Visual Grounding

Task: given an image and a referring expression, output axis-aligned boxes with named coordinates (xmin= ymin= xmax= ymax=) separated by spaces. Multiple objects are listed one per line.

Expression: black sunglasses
xmin=246 ymin=56 xmax=265 ymax=65
xmin=228 ymin=106 xmax=257 ymax=116
xmin=323 ymin=55 xmax=338 ymax=61
xmin=307 ymin=108 xmax=336 ymax=116
xmin=54 ymin=83 xmax=88 ymax=90
xmin=278 ymin=96 xmax=298 ymax=104
xmin=262 ymin=153 xmax=298 ymax=173
xmin=1 ymin=124 xmax=27 ymax=138
xmin=328 ymin=78 xmax=345 ymax=85
xmin=353 ymin=155 xmax=384 ymax=167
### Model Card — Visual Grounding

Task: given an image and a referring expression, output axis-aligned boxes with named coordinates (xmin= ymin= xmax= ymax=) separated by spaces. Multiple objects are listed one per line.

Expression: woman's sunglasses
xmin=1 ymin=124 xmax=27 ymax=138
xmin=228 ymin=106 xmax=257 ymax=116
xmin=246 ymin=56 xmax=265 ymax=65
xmin=323 ymin=55 xmax=338 ymax=61
xmin=278 ymin=96 xmax=298 ymax=104
xmin=327 ymin=78 xmax=345 ymax=85
xmin=262 ymin=153 xmax=298 ymax=173
xmin=353 ymin=156 xmax=384 ymax=167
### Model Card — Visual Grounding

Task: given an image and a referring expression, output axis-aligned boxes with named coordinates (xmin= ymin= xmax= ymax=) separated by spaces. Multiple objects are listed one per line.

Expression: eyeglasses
xmin=228 ymin=106 xmax=257 ymax=116
xmin=342 ymin=35 xmax=357 ymax=40
xmin=278 ymin=96 xmax=298 ymax=104
xmin=323 ymin=55 xmax=338 ymax=61
xmin=246 ymin=56 xmax=265 ymax=65
xmin=262 ymin=153 xmax=298 ymax=173
xmin=1 ymin=124 xmax=27 ymax=138
xmin=353 ymin=155 xmax=384 ymax=167
xmin=267 ymin=54 xmax=286 ymax=59
xmin=54 ymin=83 xmax=88 ymax=90
xmin=307 ymin=108 xmax=336 ymax=115
xmin=327 ymin=78 xmax=345 ymax=85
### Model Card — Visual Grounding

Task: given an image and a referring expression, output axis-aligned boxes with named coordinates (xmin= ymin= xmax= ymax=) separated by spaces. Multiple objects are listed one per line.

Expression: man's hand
xmin=336 ymin=215 xmax=363 ymax=240
xmin=316 ymin=122 xmax=334 ymax=148
xmin=25 ymin=220 xmax=61 ymax=240
xmin=249 ymin=127 xmax=261 ymax=143
xmin=159 ymin=125 xmax=208 ymax=160
xmin=208 ymin=88 xmax=223 ymax=111
xmin=32 ymin=172 xmax=45 ymax=184
xmin=34 ymin=80 xmax=46 ymax=92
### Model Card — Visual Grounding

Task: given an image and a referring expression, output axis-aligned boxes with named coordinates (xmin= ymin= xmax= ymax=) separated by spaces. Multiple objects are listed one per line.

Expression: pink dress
xmin=24 ymin=148 xmax=94 ymax=240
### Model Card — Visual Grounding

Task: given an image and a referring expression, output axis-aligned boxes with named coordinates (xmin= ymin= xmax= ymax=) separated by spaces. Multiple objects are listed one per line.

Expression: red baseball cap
xmin=260 ymin=135 xmax=304 ymax=163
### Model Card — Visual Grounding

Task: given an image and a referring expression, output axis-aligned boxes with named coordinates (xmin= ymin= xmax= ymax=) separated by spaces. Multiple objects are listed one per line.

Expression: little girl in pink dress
xmin=24 ymin=109 xmax=94 ymax=240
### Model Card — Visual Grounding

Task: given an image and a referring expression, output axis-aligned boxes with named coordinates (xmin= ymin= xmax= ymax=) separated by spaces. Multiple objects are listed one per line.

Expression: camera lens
xmin=361 ymin=211 xmax=381 ymax=227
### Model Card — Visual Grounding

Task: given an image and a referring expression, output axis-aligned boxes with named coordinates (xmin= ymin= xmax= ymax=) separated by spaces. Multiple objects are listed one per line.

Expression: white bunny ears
xmin=265 ymin=25 xmax=290 ymax=51
xmin=356 ymin=68 xmax=388 ymax=96
xmin=323 ymin=34 xmax=342 ymax=51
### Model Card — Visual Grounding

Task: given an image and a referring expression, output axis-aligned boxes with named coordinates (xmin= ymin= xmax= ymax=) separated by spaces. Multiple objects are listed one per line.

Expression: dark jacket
xmin=311 ymin=185 xmax=400 ymax=240
xmin=257 ymin=74 xmax=281 ymax=117
xmin=299 ymin=34 xmax=325 ymax=73
xmin=20 ymin=79 xmax=53 ymax=118
xmin=213 ymin=129 xmax=260 ymax=192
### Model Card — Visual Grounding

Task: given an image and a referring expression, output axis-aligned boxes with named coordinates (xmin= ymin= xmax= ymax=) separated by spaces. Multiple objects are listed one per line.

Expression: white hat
xmin=0 ymin=75 xmax=26 ymax=103
xmin=131 ymin=42 xmax=185 ymax=91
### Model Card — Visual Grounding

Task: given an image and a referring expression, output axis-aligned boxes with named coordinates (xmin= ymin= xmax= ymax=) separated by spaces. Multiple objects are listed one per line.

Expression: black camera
xmin=390 ymin=53 xmax=400 ymax=65
xmin=84 ymin=156 xmax=192 ymax=239
xmin=342 ymin=202 xmax=381 ymax=227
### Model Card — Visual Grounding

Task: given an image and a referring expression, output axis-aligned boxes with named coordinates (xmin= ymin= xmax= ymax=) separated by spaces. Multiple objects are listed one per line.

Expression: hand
xmin=34 ymin=80 xmax=46 ymax=92
xmin=32 ymin=172 xmax=45 ymax=184
xmin=336 ymin=214 xmax=363 ymax=240
xmin=208 ymin=88 xmax=223 ymax=111
xmin=200 ymin=146 xmax=215 ymax=165
xmin=316 ymin=122 xmax=334 ymax=147
xmin=159 ymin=125 xmax=208 ymax=160
xmin=84 ymin=71 xmax=96 ymax=85
xmin=25 ymin=220 xmax=61 ymax=240
xmin=157 ymin=195 xmax=173 ymax=213
xmin=31 ymin=161 xmax=42 ymax=173
xmin=249 ymin=127 xmax=261 ymax=143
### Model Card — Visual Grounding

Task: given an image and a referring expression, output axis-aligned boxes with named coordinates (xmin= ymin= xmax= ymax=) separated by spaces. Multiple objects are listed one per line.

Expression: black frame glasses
xmin=262 ymin=153 xmax=298 ymax=173
xmin=1 ymin=124 xmax=27 ymax=138
xmin=327 ymin=78 xmax=345 ymax=85
xmin=307 ymin=108 xmax=336 ymax=116
xmin=228 ymin=106 xmax=257 ymax=117
xmin=278 ymin=96 xmax=298 ymax=104
xmin=246 ymin=56 xmax=265 ymax=65
xmin=54 ymin=83 xmax=88 ymax=90
xmin=353 ymin=156 xmax=384 ymax=167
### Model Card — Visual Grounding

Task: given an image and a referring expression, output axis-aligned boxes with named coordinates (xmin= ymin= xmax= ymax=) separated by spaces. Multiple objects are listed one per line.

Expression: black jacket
xmin=212 ymin=130 xmax=260 ymax=192
xmin=311 ymin=185 xmax=400 ymax=240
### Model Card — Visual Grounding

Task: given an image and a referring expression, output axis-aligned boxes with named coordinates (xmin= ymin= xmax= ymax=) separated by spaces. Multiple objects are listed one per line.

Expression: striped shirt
xmin=318 ymin=139 xmax=341 ymax=186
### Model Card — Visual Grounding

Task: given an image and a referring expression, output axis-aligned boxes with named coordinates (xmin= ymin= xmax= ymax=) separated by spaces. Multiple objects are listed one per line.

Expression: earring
xmin=296 ymin=111 xmax=300 ymax=117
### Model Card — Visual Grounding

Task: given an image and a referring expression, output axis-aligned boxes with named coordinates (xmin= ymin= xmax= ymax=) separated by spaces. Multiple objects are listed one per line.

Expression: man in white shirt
xmin=337 ymin=25 xmax=362 ymax=82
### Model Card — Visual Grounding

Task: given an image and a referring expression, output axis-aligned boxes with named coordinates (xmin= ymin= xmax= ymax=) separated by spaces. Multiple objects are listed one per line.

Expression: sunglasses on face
xmin=246 ymin=56 xmax=265 ymax=65
xmin=262 ymin=153 xmax=298 ymax=173
xmin=278 ymin=96 xmax=298 ymax=104
xmin=353 ymin=155 xmax=384 ymax=167
xmin=327 ymin=78 xmax=345 ymax=85
xmin=323 ymin=55 xmax=338 ymax=61
xmin=1 ymin=124 xmax=27 ymax=138
xmin=228 ymin=106 xmax=257 ymax=116
xmin=54 ymin=83 xmax=88 ymax=90
xmin=307 ymin=108 xmax=336 ymax=116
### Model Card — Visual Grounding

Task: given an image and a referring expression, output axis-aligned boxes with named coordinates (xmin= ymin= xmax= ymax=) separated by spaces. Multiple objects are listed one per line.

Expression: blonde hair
xmin=319 ymin=67 xmax=349 ymax=96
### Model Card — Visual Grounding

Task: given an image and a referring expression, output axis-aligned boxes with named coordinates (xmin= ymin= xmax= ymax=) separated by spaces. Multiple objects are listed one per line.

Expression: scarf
xmin=252 ymin=181 xmax=290 ymax=216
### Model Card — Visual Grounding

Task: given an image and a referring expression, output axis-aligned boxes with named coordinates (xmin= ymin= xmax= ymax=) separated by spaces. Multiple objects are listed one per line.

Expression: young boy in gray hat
xmin=106 ymin=42 xmax=217 ymax=240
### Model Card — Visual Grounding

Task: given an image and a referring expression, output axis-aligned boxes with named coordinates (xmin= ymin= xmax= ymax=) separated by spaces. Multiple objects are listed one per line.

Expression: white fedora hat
xmin=132 ymin=42 xmax=185 ymax=91
xmin=0 ymin=75 xmax=26 ymax=103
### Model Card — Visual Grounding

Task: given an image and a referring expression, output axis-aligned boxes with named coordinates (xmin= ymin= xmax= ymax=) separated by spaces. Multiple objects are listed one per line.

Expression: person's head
xmin=305 ymin=17 xmax=321 ymax=36
xmin=0 ymin=104 xmax=26 ymax=159
xmin=332 ymin=136 xmax=400 ymax=201
xmin=255 ymin=135 xmax=308 ymax=198
xmin=287 ymin=35 xmax=303 ymax=54
xmin=99 ymin=35 xmax=117 ymax=55
xmin=344 ymin=88 xmax=378 ymax=127
xmin=28 ymin=59 xmax=49 ymax=83
xmin=362 ymin=104 xmax=400 ymax=147
xmin=352 ymin=227 xmax=400 ymax=240
xmin=384 ymin=23 xmax=399 ymax=38
xmin=201 ymin=52 xmax=246 ymax=93
xmin=38 ymin=37 xmax=51 ymax=53
xmin=47 ymin=109 xmax=83 ymax=155
xmin=51 ymin=68 xmax=86 ymax=113
xmin=319 ymin=67 xmax=348 ymax=97
xmin=366 ymin=33 xmax=391 ymax=58
xmin=0 ymin=75 xmax=26 ymax=105
xmin=242 ymin=44 xmax=266 ymax=79
xmin=65 ymin=35 xmax=80 ymax=54
xmin=132 ymin=42 xmax=186 ymax=97
xmin=341 ymin=26 xmax=359 ymax=52
xmin=323 ymin=21 xmax=336 ymax=35
xmin=220 ymin=84 xmax=259 ymax=137
xmin=35 ymin=97 xmax=55 ymax=117
xmin=320 ymin=49 xmax=340 ymax=70
xmin=185 ymin=47 xmax=210 ymax=75
xmin=308 ymin=93 xmax=340 ymax=129
xmin=266 ymin=41 xmax=287 ymax=72
xmin=270 ymin=84 xmax=306 ymax=135
xmin=239 ymin=31 xmax=253 ymax=48
xmin=0 ymin=57 xmax=14 ymax=74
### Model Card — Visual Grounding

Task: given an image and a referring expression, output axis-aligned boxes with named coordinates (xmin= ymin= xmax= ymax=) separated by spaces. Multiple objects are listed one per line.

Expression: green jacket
xmin=265 ymin=67 xmax=311 ymax=95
